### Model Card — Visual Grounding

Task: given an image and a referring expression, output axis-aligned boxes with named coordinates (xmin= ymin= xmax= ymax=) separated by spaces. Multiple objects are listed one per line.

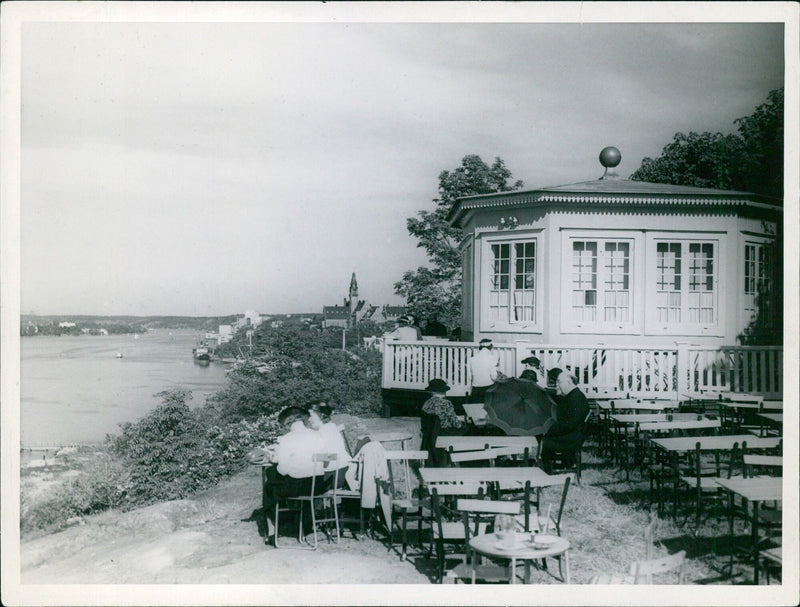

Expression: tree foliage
xmin=631 ymin=88 xmax=783 ymax=200
xmin=396 ymin=155 xmax=523 ymax=328
xmin=631 ymin=88 xmax=784 ymax=345
xmin=208 ymin=323 xmax=383 ymax=422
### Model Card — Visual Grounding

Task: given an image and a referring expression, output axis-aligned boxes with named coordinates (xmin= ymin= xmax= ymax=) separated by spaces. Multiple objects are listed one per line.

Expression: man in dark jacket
xmin=539 ymin=371 xmax=590 ymax=471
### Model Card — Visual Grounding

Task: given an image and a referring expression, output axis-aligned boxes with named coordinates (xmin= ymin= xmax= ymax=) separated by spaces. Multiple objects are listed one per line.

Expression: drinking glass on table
xmin=494 ymin=514 xmax=517 ymax=548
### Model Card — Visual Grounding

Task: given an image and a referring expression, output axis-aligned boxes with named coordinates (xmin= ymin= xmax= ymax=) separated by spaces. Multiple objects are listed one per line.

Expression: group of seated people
xmin=247 ymin=401 xmax=355 ymax=542
xmin=420 ymin=361 xmax=590 ymax=472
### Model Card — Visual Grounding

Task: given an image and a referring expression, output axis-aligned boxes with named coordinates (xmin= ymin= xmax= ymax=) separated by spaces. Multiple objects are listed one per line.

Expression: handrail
xmin=381 ymin=340 xmax=782 ymax=399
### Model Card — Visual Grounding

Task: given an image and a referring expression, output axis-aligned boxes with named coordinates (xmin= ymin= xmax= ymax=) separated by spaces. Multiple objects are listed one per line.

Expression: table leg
xmin=510 ymin=557 xmax=517 ymax=584
xmin=727 ymin=491 xmax=734 ymax=576
xmin=524 ymin=560 xmax=531 ymax=584
xmin=672 ymin=452 xmax=679 ymax=522
xmin=752 ymin=501 xmax=760 ymax=584
xmin=564 ymin=551 xmax=571 ymax=584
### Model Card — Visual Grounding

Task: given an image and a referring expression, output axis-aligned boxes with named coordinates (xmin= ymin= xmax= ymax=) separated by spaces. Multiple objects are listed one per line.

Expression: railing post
xmin=676 ymin=342 xmax=690 ymax=398
xmin=381 ymin=339 xmax=393 ymax=389
xmin=514 ymin=341 xmax=530 ymax=378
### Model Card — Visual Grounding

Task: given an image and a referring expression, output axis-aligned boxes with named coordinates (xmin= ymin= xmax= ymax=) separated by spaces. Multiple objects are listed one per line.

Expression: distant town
xmin=22 ymin=272 xmax=407 ymax=342
xmin=19 ymin=312 xmax=317 ymax=337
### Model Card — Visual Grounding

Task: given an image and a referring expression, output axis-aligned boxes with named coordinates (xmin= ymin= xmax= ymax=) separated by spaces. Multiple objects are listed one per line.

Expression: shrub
xmin=208 ymin=324 xmax=384 ymax=421
xmin=21 ymin=454 xmax=127 ymax=535
xmin=109 ymin=389 xmax=282 ymax=507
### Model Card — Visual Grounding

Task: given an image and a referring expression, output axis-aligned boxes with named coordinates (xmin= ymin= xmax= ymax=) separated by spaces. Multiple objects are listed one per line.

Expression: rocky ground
xmin=19 ymin=415 xmax=770 ymax=588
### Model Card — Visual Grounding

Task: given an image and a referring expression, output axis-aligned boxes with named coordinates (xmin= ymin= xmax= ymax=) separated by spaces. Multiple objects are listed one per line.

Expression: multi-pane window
xmin=655 ymin=240 xmax=716 ymax=325
xmin=570 ymin=240 xmax=631 ymax=323
xmin=656 ymin=243 xmax=681 ymax=322
xmin=488 ymin=240 xmax=536 ymax=324
xmin=744 ymin=242 xmax=771 ymax=320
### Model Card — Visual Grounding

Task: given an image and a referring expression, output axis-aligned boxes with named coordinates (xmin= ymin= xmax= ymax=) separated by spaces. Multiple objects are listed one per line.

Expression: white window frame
xmin=479 ymin=231 xmax=543 ymax=333
xmin=739 ymin=233 xmax=775 ymax=332
xmin=560 ymin=230 xmax=642 ymax=334
xmin=644 ymin=232 xmax=723 ymax=336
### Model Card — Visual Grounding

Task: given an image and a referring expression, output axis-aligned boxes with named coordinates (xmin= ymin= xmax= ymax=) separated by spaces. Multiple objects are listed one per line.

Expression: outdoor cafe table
xmin=435 ymin=435 xmax=539 ymax=453
xmin=597 ymin=400 xmax=679 ymax=411
xmin=468 ymin=532 xmax=570 ymax=583
xmin=420 ymin=466 xmax=570 ymax=487
xmin=610 ymin=413 xmax=700 ymax=424
xmin=648 ymin=435 xmax=782 ymax=520
xmin=715 ymin=476 xmax=782 ymax=584
xmin=420 ymin=467 xmax=571 ymax=519
xmin=636 ymin=418 xmax=721 ymax=433
xmin=720 ymin=400 xmax=783 ymax=412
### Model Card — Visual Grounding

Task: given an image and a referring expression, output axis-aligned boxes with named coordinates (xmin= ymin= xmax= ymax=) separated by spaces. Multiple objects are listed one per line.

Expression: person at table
xmin=539 ymin=371 xmax=590 ymax=472
xmin=519 ymin=355 xmax=545 ymax=384
xmin=383 ymin=314 xmax=422 ymax=341
xmin=468 ymin=338 xmax=500 ymax=403
xmin=260 ymin=406 xmax=326 ymax=543
xmin=420 ymin=378 xmax=463 ymax=465
xmin=306 ymin=401 xmax=353 ymax=490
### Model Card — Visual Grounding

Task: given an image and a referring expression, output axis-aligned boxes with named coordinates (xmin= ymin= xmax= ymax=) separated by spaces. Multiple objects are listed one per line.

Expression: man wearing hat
xmin=383 ymin=314 xmax=421 ymax=341
xmin=467 ymin=338 xmax=500 ymax=403
xmin=520 ymin=355 xmax=544 ymax=384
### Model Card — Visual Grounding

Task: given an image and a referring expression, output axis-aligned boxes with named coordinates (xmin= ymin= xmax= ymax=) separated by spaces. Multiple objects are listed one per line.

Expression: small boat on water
xmin=115 ymin=353 xmax=124 ymax=358
xmin=192 ymin=336 xmax=213 ymax=361
xmin=193 ymin=346 xmax=211 ymax=361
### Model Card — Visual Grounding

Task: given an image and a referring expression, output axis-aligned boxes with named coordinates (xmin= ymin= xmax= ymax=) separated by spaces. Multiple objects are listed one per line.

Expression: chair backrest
xmin=449 ymin=449 xmax=500 ymax=465
xmin=629 ymin=550 xmax=686 ymax=584
xmin=457 ymin=499 xmax=521 ymax=543
xmin=369 ymin=431 xmax=413 ymax=446
xmin=743 ymin=453 xmax=783 ymax=478
xmin=310 ymin=453 xmax=338 ymax=495
xmin=430 ymin=486 xmax=489 ymax=541
xmin=384 ymin=450 xmax=428 ymax=501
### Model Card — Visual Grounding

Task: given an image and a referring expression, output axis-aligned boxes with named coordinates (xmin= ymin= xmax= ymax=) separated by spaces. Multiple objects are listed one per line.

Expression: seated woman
xmin=260 ymin=406 xmax=326 ymax=542
xmin=306 ymin=401 xmax=352 ymax=490
xmin=420 ymin=378 xmax=464 ymax=465
xmin=519 ymin=355 xmax=545 ymax=384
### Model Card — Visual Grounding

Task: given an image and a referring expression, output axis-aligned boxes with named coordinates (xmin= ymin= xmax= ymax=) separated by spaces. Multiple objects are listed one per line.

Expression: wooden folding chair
xmin=444 ymin=499 xmax=521 ymax=584
xmin=385 ymin=449 xmax=429 ymax=560
xmin=429 ymin=483 xmax=488 ymax=583
xmin=276 ymin=453 xmax=339 ymax=550
xmin=630 ymin=550 xmax=686 ymax=584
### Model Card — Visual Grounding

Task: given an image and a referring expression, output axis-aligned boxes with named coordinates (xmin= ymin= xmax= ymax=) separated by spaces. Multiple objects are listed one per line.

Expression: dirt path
xmin=22 ymin=416 xmax=429 ymax=584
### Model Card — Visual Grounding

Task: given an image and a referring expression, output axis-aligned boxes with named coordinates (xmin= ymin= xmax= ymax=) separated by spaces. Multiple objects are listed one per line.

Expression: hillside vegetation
xmin=21 ymin=322 xmax=385 ymax=536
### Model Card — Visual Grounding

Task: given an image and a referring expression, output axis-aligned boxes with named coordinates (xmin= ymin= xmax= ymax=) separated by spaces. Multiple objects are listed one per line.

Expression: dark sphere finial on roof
xmin=599 ymin=146 xmax=622 ymax=168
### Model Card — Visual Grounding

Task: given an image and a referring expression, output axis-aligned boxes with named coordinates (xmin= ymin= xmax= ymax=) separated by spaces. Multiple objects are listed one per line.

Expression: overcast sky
xmin=20 ymin=20 xmax=784 ymax=316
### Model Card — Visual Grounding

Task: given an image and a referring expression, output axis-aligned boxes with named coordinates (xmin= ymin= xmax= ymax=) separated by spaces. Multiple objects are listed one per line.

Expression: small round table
xmin=469 ymin=532 xmax=571 ymax=584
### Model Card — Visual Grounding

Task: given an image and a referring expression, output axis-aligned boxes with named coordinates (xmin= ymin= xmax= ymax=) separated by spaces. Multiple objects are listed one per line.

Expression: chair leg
xmin=401 ymin=510 xmax=408 ymax=560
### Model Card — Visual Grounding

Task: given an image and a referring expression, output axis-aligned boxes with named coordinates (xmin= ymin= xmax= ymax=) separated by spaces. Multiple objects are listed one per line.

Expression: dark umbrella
xmin=484 ymin=378 xmax=557 ymax=436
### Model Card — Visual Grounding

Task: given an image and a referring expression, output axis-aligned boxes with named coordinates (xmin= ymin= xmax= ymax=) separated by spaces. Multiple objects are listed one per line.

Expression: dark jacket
xmin=542 ymin=387 xmax=590 ymax=452
xmin=519 ymin=369 xmax=539 ymax=383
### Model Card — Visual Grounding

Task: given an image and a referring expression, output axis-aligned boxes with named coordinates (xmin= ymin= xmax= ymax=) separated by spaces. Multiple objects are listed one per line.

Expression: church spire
xmin=348 ymin=272 xmax=359 ymax=320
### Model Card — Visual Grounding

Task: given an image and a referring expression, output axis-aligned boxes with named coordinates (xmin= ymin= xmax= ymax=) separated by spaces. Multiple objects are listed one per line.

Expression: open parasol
xmin=484 ymin=378 xmax=557 ymax=436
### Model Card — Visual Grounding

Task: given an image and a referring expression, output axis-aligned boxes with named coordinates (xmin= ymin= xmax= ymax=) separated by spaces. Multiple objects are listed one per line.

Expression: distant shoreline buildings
xmin=322 ymin=273 xmax=405 ymax=329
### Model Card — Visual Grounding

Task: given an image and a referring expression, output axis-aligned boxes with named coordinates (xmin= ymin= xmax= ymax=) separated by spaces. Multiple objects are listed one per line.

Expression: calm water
xmin=21 ymin=329 xmax=230 ymax=447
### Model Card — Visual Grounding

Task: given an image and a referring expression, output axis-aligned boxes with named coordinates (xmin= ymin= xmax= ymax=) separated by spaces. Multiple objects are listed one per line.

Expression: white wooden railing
xmin=381 ymin=341 xmax=783 ymax=399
